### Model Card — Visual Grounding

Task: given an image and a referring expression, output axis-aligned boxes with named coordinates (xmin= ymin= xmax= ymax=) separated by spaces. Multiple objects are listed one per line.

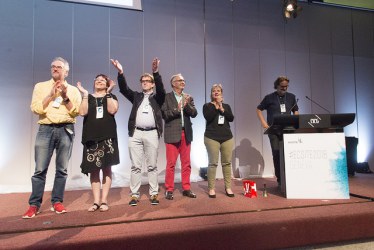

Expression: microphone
xmin=287 ymin=98 xmax=299 ymax=114
xmin=305 ymin=96 xmax=331 ymax=113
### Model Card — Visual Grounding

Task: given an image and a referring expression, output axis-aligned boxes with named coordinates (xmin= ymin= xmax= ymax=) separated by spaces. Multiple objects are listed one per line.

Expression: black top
xmin=203 ymin=102 xmax=234 ymax=143
xmin=117 ymin=72 xmax=166 ymax=138
xmin=81 ymin=94 xmax=118 ymax=144
xmin=257 ymin=92 xmax=298 ymax=125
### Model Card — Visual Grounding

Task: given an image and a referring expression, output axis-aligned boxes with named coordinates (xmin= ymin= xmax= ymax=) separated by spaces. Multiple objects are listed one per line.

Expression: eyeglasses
xmin=51 ymin=65 xmax=63 ymax=70
xmin=141 ymin=79 xmax=153 ymax=83
xmin=173 ymin=79 xmax=185 ymax=83
xmin=95 ymin=78 xmax=107 ymax=83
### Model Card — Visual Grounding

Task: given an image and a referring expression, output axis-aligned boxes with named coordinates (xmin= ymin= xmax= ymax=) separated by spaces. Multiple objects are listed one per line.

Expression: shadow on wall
xmin=232 ymin=138 xmax=264 ymax=178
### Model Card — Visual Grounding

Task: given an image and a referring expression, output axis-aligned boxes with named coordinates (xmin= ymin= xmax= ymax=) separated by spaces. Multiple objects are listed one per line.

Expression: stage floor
xmin=0 ymin=174 xmax=373 ymax=249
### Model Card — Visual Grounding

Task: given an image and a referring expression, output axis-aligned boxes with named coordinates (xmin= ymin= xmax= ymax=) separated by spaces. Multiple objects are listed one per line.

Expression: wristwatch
xmin=63 ymin=97 xmax=70 ymax=103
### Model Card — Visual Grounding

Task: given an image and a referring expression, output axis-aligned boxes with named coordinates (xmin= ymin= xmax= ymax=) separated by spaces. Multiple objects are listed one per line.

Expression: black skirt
xmin=81 ymin=138 xmax=120 ymax=175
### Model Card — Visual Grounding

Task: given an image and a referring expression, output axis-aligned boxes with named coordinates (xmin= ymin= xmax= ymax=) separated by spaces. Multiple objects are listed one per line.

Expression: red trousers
xmin=165 ymin=131 xmax=191 ymax=191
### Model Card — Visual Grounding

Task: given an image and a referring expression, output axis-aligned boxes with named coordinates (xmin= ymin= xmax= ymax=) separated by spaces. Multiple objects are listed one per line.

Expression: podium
xmin=265 ymin=113 xmax=355 ymax=199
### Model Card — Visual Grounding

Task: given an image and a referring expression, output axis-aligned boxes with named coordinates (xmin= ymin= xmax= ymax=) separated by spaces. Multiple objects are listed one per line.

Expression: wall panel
xmin=0 ymin=0 xmax=34 ymax=191
xmin=0 ymin=0 xmax=373 ymax=193
xmin=175 ymin=0 xmax=205 ymax=178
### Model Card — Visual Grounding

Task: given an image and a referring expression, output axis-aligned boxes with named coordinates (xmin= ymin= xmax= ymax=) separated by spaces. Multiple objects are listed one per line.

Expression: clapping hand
xmin=77 ymin=82 xmax=88 ymax=97
xmin=183 ymin=93 xmax=191 ymax=105
xmin=107 ymin=79 xmax=116 ymax=94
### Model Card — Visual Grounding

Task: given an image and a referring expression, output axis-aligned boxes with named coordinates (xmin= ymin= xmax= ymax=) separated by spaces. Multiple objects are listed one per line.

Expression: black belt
xmin=136 ymin=127 xmax=156 ymax=131
xmin=42 ymin=123 xmax=73 ymax=128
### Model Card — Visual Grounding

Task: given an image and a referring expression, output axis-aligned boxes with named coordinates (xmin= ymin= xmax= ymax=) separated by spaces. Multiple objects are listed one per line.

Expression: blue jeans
xmin=29 ymin=124 xmax=74 ymax=207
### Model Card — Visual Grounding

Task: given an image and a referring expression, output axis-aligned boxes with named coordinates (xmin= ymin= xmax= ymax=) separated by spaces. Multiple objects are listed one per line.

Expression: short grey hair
xmin=52 ymin=57 xmax=70 ymax=72
xmin=170 ymin=73 xmax=183 ymax=87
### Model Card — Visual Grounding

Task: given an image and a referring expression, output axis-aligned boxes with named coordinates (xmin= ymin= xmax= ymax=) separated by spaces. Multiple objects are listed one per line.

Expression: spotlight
xmin=286 ymin=3 xmax=294 ymax=12
xmin=283 ymin=0 xmax=302 ymax=19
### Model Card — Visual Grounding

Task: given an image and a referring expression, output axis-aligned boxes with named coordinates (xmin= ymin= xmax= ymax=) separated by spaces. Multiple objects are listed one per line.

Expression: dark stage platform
xmin=0 ymin=174 xmax=373 ymax=249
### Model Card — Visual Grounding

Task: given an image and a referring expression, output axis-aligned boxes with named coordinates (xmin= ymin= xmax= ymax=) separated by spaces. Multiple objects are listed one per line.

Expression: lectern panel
xmin=284 ymin=133 xmax=349 ymax=199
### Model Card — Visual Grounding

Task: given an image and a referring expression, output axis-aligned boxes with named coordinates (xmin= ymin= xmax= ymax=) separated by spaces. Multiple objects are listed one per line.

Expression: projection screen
xmin=55 ymin=0 xmax=143 ymax=11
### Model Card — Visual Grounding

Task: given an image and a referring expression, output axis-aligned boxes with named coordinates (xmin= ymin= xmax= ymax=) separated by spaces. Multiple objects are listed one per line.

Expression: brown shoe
xmin=182 ymin=190 xmax=197 ymax=198
xmin=165 ymin=191 xmax=174 ymax=200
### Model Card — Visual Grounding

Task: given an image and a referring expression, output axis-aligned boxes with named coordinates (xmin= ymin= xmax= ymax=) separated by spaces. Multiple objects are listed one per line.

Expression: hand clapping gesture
xmin=76 ymin=82 xmax=88 ymax=97
xmin=107 ymin=79 xmax=116 ymax=94
xmin=177 ymin=93 xmax=191 ymax=111
xmin=213 ymin=94 xmax=224 ymax=112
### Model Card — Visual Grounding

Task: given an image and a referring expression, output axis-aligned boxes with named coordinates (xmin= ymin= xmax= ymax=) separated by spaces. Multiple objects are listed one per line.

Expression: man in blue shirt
xmin=256 ymin=76 xmax=299 ymax=186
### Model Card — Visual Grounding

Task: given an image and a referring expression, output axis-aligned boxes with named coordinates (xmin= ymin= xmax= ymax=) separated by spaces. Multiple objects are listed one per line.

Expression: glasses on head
xmin=51 ymin=65 xmax=63 ymax=70
xmin=141 ymin=79 xmax=153 ymax=83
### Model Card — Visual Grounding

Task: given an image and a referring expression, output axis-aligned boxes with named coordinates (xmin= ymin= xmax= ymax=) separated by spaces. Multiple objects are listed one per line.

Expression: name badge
xmin=65 ymin=127 xmax=74 ymax=135
xmin=143 ymin=104 xmax=149 ymax=113
xmin=52 ymin=96 xmax=62 ymax=108
xmin=96 ymin=106 xmax=104 ymax=119
xmin=218 ymin=115 xmax=225 ymax=124
xmin=280 ymin=104 xmax=286 ymax=113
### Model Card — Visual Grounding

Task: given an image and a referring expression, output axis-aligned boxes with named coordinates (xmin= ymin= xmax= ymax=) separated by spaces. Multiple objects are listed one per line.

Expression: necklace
xmin=95 ymin=97 xmax=104 ymax=107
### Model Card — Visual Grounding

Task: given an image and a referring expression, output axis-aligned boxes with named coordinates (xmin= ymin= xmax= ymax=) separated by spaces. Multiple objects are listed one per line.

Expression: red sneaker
xmin=22 ymin=205 xmax=40 ymax=219
xmin=51 ymin=202 xmax=67 ymax=214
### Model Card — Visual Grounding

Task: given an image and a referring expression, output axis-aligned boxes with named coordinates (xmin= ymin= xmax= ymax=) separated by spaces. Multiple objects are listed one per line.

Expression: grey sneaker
xmin=150 ymin=194 xmax=159 ymax=205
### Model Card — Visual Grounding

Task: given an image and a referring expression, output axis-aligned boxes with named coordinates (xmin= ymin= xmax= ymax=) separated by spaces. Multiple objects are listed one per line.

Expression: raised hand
xmin=152 ymin=57 xmax=160 ymax=73
xmin=110 ymin=59 xmax=123 ymax=74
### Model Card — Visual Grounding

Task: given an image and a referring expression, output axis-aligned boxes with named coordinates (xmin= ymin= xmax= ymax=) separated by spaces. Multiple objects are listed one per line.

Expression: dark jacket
xmin=162 ymin=92 xmax=198 ymax=144
xmin=117 ymin=72 xmax=166 ymax=138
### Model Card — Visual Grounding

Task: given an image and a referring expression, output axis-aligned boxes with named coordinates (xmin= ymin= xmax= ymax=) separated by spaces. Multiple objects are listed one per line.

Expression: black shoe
xmin=129 ymin=196 xmax=138 ymax=206
xmin=165 ymin=191 xmax=174 ymax=200
xmin=150 ymin=195 xmax=159 ymax=205
xmin=225 ymin=191 xmax=235 ymax=198
xmin=208 ymin=190 xmax=216 ymax=198
xmin=182 ymin=190 xmax=197 ymax=198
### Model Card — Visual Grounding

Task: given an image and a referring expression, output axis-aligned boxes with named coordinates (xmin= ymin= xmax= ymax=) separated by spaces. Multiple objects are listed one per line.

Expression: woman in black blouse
xmin=203 ymin=84 xmax=235 ymax=198
xmin=77 ymin=74 xmax=119 ymax=212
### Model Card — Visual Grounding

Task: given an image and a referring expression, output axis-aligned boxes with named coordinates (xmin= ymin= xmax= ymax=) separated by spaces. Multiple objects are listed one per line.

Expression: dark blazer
xmin=117 ymin=72 xmax=166 ymax=138
xmin=162 ymin=92 xmax=198 ymax=144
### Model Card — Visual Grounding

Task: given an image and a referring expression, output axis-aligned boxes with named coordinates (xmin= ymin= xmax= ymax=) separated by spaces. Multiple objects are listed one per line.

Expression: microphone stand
xmin=305 ymin=96 xmax=331 ymax=114
xmin=287 ymin=98 xmax=299 ymax=114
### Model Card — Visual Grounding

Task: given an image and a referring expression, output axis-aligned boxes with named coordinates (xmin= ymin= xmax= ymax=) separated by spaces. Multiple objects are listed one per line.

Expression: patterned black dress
xmin=80 ymin=94 xmax=120 ymax=175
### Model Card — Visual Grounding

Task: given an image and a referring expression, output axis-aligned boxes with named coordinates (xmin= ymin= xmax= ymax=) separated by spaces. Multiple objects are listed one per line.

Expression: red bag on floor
xmin=243 ymin=180 xmax=257 ymax=198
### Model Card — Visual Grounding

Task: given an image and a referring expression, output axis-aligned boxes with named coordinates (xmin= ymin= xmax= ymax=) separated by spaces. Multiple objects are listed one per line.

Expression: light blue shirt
xmin=173 ymin=91 xmax=184 ymax=127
